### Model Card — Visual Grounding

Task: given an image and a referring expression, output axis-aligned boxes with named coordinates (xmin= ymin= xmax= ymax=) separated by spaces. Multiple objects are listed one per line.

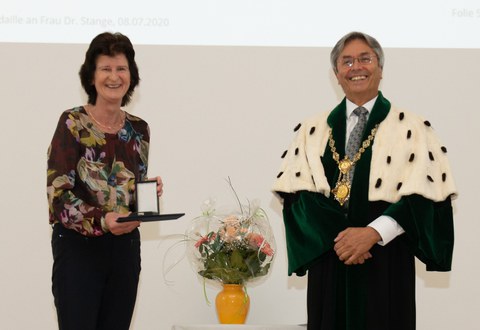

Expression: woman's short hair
xmin=330 ymin=31 xmax=385 ymax=74
xmin=79 ymin=32 xmax=140 ymax=106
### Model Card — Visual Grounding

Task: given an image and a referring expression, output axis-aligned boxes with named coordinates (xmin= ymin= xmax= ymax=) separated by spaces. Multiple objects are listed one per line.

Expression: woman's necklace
xmin=85 ymin=105 xmax=125 ymax=132
xmin=328 ymin=124 xmax=379 ymax=206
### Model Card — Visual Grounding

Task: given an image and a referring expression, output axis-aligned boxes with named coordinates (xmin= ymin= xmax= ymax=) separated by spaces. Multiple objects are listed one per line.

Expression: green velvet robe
xmin=279 ymin=93 xmax=454 ymax=330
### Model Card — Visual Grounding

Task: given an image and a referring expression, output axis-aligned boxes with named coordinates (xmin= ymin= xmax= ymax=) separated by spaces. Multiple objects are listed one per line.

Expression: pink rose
xmin=247 ymin=233 xmax=274 ymax=256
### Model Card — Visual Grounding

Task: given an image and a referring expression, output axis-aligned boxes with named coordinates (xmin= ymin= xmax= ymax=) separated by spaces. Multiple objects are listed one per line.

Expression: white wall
xmin=0 ymin=43 xmax=478 ymax=329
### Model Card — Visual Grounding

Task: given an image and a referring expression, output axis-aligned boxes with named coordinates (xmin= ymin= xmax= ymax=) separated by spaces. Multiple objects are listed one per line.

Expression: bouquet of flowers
xmin=186 ymin=185 xmax=275 ymax=285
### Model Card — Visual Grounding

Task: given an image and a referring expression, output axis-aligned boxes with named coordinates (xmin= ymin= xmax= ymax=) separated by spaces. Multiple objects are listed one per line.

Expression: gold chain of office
xmin=328 ymin=124 xmax=379 ymax=206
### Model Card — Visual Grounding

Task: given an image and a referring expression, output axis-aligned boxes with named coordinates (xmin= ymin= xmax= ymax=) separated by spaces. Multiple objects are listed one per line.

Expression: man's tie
xmin=346 ymin=106 xmax=368 ymax=178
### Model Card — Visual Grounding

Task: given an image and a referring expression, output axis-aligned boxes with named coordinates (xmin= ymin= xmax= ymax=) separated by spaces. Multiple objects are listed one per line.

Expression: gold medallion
xmin=338 ymin=159 xmax=352 ymax=174
xmin=332 ymin=181 xmax=351 ymax=206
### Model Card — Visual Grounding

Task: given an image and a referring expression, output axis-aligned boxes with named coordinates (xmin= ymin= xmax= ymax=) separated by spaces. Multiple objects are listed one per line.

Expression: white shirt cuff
xmin=368 ymin=215 xmax=405 ymax=246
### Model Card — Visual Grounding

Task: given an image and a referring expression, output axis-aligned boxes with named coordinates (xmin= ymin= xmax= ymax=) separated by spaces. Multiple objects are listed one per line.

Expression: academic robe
xmin=273 ymin=92 xmax=456 ymax=330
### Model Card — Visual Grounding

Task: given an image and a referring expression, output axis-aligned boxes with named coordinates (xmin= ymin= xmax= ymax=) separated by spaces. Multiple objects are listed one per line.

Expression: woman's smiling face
xmin=93 ymin=54 xmax=131 ymax=106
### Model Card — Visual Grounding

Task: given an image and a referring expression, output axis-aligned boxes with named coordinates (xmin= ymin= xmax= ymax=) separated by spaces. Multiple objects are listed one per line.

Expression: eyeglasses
xmin=339 ymin=55 xmax=376 ymax=68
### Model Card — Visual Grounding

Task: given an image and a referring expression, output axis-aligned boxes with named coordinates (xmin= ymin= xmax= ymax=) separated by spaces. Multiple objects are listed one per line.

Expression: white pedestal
xmin=172 ymin=325 xmax=306 ymax=330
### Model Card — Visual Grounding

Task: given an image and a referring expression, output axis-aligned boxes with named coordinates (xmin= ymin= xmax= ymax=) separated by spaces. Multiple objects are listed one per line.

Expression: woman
xmin=47 ymin=32 xmax=163 ymax=330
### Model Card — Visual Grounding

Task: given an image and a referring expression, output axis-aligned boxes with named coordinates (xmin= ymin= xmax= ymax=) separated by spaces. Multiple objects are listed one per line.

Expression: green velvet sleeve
xmin=282 ymin=191 xmax=349 ymax=276
xmin=384 ymin=194 xmax=454 ymax=271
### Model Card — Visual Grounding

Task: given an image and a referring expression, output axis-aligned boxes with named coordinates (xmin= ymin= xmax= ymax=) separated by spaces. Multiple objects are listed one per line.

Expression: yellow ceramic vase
xmin=215 ymin=284 xmax=250 ymax=324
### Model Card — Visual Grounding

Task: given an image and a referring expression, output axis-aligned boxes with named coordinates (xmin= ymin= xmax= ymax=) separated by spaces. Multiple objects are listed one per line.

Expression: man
xmin=273 ymin=32 xmax=457 ymax=330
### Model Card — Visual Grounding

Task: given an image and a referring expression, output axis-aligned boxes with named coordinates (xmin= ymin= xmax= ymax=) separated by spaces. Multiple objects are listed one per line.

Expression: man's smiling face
xmin=335 ymin=38 xmax=382 ymax=105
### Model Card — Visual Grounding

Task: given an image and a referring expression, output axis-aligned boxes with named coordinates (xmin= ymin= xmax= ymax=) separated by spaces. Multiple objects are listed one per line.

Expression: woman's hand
xmin=153 ymin=176 xmax=164 ymax=197
xmin=104 ymin=212 xmax=141 ymax=236
xmin=103 ymin=176 xmax=163 ymax=235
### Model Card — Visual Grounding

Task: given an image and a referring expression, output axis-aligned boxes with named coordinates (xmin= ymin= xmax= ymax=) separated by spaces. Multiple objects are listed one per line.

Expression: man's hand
xmin=333 ymin=227 xmax=381 ymax=265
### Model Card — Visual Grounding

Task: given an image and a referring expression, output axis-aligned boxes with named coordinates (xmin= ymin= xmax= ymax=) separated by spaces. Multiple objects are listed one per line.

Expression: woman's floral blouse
xmin=47 ymin=106 xmax=150 ymax=236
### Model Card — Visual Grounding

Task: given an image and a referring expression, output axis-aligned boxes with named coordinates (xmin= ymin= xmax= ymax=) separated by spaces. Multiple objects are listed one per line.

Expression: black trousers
xmin=51 ymin=224 xmax=141 ymax=330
